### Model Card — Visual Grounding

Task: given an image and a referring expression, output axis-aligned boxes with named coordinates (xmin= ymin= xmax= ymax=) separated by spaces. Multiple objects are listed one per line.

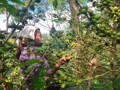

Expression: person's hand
xmin=55 ymin=56 xmax=73 ymax=68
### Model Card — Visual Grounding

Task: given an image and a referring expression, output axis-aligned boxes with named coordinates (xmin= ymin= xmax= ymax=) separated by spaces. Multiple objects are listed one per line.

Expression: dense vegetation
xmin=0 ymin=0 xmax=120 ymax=90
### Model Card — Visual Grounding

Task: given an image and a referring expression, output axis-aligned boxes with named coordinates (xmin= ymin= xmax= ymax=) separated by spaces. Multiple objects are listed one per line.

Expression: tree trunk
xmin=69 ymin=0 xmax=80 ymax=32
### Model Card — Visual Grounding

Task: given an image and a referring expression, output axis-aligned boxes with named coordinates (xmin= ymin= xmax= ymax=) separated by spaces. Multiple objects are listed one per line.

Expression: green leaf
xmin=53 ymin=0 xmax=58 ymax=8
xmin=34 ymin=67 xmax=46 ymax=90
xmin=0 ymin=86 xmax=4 ymax=90
xmin=0 ymin=80 xmax=4 ymax=84
xmin=116 ymin=44 xmax=120 ymax=51
xmin=7 ymin=5 xmax=17 ymax=16
xmin=113 ymin=76 xmax=120 ymax=89
xmin=92 ymin=80 xmax=100 ymax=85
xmin=61 ymin=83 xmax=66 ymax=88
xmin=78 ymin=0 xmax=85 ymax=3
xmin=0 ymin=0 xmax=8 ymax=4
xmin=11 ymin=0 xmax=24 ymax=5
xmin=18 ymin=59 xmax=43 ymax=66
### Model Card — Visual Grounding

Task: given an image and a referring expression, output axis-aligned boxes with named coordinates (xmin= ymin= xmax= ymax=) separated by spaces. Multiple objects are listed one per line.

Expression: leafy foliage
xmin=0 ymin=0 xmax=120 ymax=90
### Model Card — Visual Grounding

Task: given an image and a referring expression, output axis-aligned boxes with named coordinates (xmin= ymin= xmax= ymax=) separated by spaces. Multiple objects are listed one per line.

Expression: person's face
xmin=21 ymin=38 xmax=27 ymax=46
xmin=35 ymin=33 xmax=42 ymax=42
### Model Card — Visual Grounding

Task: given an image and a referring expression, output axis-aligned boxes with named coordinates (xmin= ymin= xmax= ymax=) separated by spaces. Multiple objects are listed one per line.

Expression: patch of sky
xmin=0 ymin=15 xmax=6 ymax=23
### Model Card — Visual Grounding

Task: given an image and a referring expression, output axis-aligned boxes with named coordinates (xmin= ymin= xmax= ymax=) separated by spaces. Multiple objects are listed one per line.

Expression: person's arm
xmin=24 ymin=56 xmax=72 ymax=81
xmin=47 ymin=56 xmax=73 ymax=75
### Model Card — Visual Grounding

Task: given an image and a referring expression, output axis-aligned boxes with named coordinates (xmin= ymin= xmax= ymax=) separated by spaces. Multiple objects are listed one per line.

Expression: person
xmin=16 ymin=27 xmax=48 ymax=89
xmin=16 ymin=26 xmax=72 ymax=90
